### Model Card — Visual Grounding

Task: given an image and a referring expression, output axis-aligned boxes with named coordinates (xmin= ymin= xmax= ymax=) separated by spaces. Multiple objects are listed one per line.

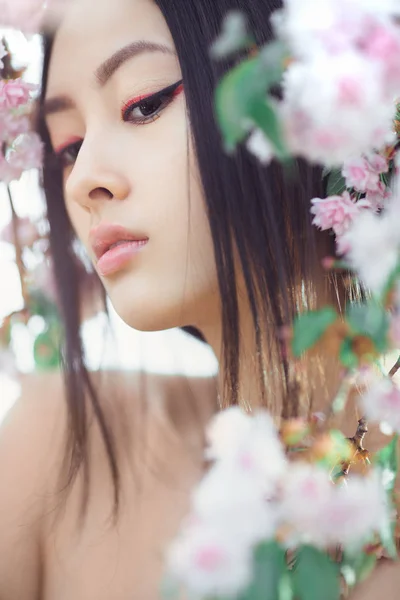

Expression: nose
xmin=65 ymin=137 xmax=131 ymax=209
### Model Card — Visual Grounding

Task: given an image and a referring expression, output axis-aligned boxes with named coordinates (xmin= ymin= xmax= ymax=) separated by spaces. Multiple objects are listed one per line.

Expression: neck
xmin=197 ymin=290 xmax=269 ymax=412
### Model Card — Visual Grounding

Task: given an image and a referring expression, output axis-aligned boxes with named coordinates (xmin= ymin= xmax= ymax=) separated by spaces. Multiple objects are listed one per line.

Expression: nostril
xmin=89 ymin=187 xmax=113 ymax=201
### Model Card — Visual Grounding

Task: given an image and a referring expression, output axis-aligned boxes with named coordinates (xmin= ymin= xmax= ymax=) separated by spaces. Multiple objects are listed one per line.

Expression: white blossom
xmin=192 ymin=462 xmax=279 ymax=546
xmin=319 ymin=471 xmax=389 ymax=548
xmin=360 ymin=377 xmax=400 ymax=433
xmin=280 ymin=463 xmax=333 ymax=546
xmin=246 ymin=128 xmax=274 ymax=165
xmin=338 ymin=198 xmax=400 ymax=293
xmin=281 ymin=52 xmax=396 ymax=167
xmin=205 ymin=406 xmax=253 ymax=462
xmin=282 ymin=463 xmax=389 ymax=549
xmin=205 ymin=407 xmax=287 ymax=495
xmin=166 ymin=524 xmax=253 ymax=598
xmin=275 ymin=0 xmax=400 ymax=63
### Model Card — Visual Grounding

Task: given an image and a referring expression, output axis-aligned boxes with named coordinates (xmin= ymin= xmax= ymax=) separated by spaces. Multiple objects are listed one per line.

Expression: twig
xmin=389 ymin=355 xmax=400 ymax=378
xmin=7 ymin=185 xmax=28 ymax=306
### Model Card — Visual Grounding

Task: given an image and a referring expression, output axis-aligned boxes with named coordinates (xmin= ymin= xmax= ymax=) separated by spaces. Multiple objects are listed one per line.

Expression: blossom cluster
xmin=0 ymin=41 xmax=43 ymax=183
xmin=166 ymin=407 xmax=390 ymax=599
xmin=246 ymin=0 xmax=400 ymax=169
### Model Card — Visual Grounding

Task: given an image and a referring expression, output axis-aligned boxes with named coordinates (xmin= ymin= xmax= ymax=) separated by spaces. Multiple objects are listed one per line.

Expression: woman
xmin=0 ymin=0 xmax=398 ymax=598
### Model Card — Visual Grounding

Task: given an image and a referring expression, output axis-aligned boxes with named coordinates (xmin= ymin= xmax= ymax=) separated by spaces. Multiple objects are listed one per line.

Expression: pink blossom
xmin=8 ymin=132 xmax=43 ymax=172
xmin=365 ymin=180 xmax=392 ymax=210
xmin=318 ymin=471 xmax=388 ymax=547
xmin=282 ymin=463 xmax=389 ymax=548
xmin=362 ymin=22 xmax=400 ymax=95
xmin=281 ymin=52 xmax=396 ymax=166
xmin=367 ymin=151 xmax=389 ymax=174
xmin=205 ymin=407 xmax=286 ymax=495
xmin=0 ymin=79 xmax=35 ymax=110
xmin=192 ymin=462 xmax=278 ymax=545
xmin=0 ymin=111 xmax=31 ymax=143
xmin=342 ymin=157 xmax=380 ymax=192
xmin=339 ymin=204 xmax=400 ymax=293
xmin=166 ymin=524 xmax=253 ymax=597
xmin=310 ymin=191 xmax=360 ymax=236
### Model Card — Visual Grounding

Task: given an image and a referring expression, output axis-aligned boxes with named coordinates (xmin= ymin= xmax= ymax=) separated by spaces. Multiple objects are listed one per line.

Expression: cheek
xmin=145 ymin=128 xmax=215 ymax=281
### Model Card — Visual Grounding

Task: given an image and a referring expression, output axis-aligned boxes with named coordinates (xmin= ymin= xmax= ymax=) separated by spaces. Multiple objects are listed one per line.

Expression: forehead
xmin=47 ymin=0 xmax=174 ymax=95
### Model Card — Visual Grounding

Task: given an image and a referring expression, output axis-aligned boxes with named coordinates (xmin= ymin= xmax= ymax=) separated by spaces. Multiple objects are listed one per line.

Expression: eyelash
xmin=122 ymin=78 xmax=183 ymax=124
xmin=55 ymin=79 xmax=184 ymax=169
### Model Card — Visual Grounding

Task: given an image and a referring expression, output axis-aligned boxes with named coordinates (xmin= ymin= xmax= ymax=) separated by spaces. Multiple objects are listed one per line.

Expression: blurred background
xmin=0 ymin=29 xmax=218 ymax=424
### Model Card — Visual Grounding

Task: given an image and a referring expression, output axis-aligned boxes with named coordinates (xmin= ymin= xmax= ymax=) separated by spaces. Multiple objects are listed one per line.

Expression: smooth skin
xmin=0 ymin=0 xmax=399 ymax=598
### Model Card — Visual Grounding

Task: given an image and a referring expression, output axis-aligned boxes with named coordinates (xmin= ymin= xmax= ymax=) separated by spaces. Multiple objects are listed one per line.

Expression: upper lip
xmin=89 ymin=223 xmax=148 ymax=260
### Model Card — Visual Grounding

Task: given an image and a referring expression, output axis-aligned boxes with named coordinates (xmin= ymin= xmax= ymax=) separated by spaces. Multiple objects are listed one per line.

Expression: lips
xmin=89 ymin=223 xmax=149 ymax=276
xmin=89 ymin=223 xmax=147 ymax=259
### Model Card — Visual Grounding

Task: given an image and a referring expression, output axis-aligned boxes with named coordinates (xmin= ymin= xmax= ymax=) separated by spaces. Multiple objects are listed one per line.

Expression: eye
xmin=55 ymin=139 xmax=83 ymax=169
xmin=122 ymin=79 xmax=184 ymax=125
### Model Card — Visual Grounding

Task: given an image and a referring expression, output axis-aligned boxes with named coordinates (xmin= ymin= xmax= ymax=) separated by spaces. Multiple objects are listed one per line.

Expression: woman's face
xmin=45 ymin=0 xmax=220 ymax=332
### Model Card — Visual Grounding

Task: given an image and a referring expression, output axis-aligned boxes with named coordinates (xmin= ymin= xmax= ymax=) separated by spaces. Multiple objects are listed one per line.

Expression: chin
xmin=107 ymin=291 xmax=188 ymax=333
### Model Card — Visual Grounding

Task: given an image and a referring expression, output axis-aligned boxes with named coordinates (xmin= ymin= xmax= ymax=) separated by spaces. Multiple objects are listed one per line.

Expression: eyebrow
xmin=43 ymin=40 xmax=176 ymax=118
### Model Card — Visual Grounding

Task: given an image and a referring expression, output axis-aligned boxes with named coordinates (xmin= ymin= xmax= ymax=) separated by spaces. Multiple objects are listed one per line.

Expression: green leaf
xmin=346 ymin=301 xmax=389 ymax=354
xmin=341 ymin=552 xmax=377 ymax=587
xmin=339 ymin=338 xmax=358 ymax=369
xmin=291 ymin=306 xmax=338 ymax=357
xmin=374 ymin=435 xmax=399 ymax=493
xmin=292 ymin=546 xmax=340 ymax=600
xmin=215 ymin=50 xmax=286 ymax=153
xmin=247 ymin=97 xmax=289 ymax=159
xmin=326 ymin=169 xmax=347 ymax=196
xmin=374 ymin=435 xmax=399 ymax=560
xmin=33 ymin=324 xmax=61 ymax=371
xmin=238 ymin=541 xmax=287 ymax=600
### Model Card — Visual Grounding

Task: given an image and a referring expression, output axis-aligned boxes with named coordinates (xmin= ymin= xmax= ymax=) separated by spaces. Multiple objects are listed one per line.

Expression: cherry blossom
xmin=166 ymin=524 xmax=253 ymax=598
xmin=338 ymin=201 xmax=400 ymax=293
xmin=281 ymin=52 xmax=396 ymax=167
xmin=8 ymin=132 xmax=43 ymax=172
xmin=360 ymin=377 xmax=400 ymax=433
xmin=310 ymin=192 xmax=365 ymax=237
xmin=0 ymin=79 xmax=35 ymax=110
xmin=192 ymin=462 xmax=279 ymax=546
xmin=205 ymin=407 xmax=287 ymax=494
xmin=282 ymin=463 xmax=389 ymax=549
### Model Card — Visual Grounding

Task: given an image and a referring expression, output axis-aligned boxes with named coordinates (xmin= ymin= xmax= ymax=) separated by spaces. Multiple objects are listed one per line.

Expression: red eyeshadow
xmin=172 ymin=83 xmax=184 ymax=98
xmin=54 ymin=136 xmax=82 ymax=155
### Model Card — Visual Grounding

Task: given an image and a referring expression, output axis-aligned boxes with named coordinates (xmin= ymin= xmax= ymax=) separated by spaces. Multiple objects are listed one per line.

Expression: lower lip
xmin=97 ymin=239 xmax=148 ymax=276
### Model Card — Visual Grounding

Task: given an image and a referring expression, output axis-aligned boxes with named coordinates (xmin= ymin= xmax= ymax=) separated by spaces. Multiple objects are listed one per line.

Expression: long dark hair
xmin=38 ymin=0 xmax=343 ymax=525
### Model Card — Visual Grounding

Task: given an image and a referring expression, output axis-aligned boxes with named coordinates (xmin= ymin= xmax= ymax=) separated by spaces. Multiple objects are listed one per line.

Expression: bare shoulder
xmin=0 ymin=371 xmax=66 ymax=600
xmin=350 ymin=560 xmax=400 ymax=600
xmin=90 ymin=369 xmax=218 ymax=457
